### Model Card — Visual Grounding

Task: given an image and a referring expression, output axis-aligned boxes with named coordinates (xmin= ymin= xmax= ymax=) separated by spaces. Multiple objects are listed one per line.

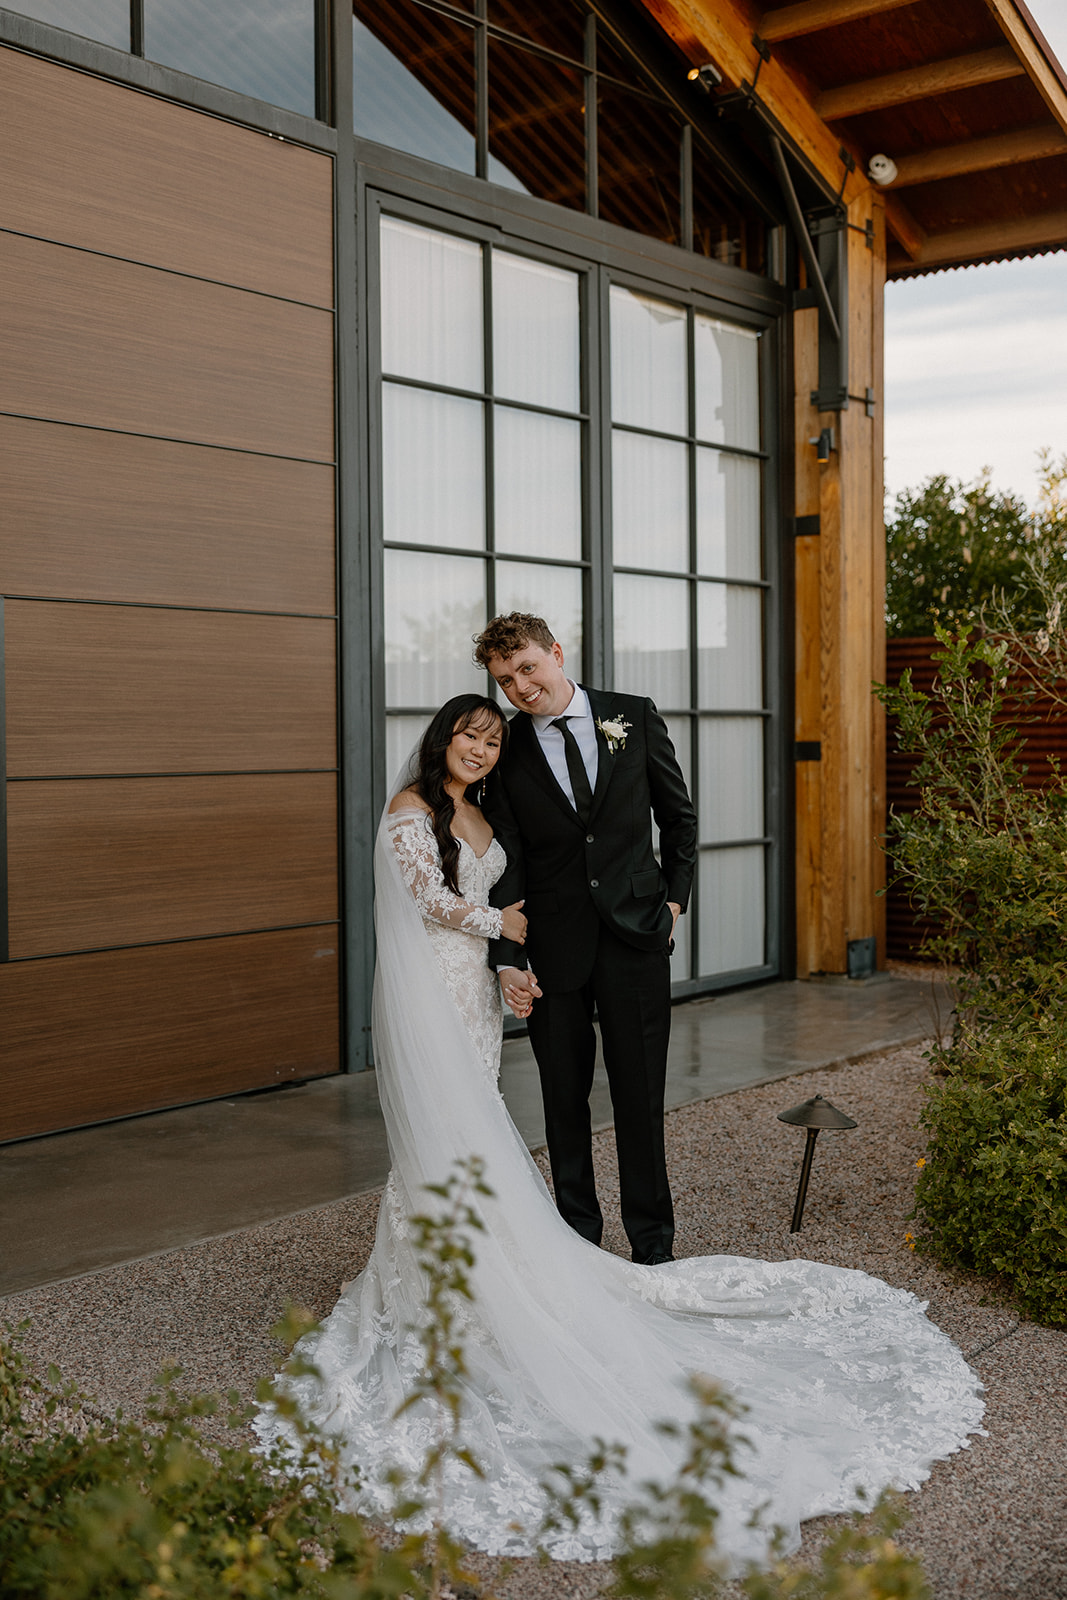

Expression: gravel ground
xmin=4 ymin=1041 xmax=1065 ymax=1599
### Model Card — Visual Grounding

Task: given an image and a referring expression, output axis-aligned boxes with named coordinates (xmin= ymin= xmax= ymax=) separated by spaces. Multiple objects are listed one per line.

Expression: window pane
xmin=383 ymin=386 xmax=485 ymax=551
xmin=386 ymin=713 xmax=432 ymax=792
xmin=7 ymin=0 xmax=127 ymax=48
xmin=613 ymin=574 xmax=689 ymax=708
xmin=380 ymin=218 xmax=483 ymax=391
xmin=698 ymin=847 xmax=765 ymax=975
xmin=695 ymin=314 xmax=760 ymax=450
xmin=487 ymin=0 xmax=585 ymax=61
xmin=354 ymin=5 xmax=476 ymax=176
xmin=691 ymin=142 xmax=767 ymax=276
xmin=385 ymin=550 xmax=485 ymax=706
xmin=494 ymin=562 xmax=583 ymax=671
xmin=610 ymin=287 xmax=686 ymax=436
xmin=699 ymin=719 xmax=763 ymax=842
xmin=697 ymin=585 xmax=762 ymax=709
xmin=696 ymin=449 xmax=761 ymax=580
xmin=144 ymin=0 xmax=315 ymax=116
xmin=612 ymin=432 xmax=688 ymax=572
xmin=598 ymin=83 xmax=683 ymax=249
xmin=488 ymin=39 xmax=586 ymax=211
xmin=492 ymin=253 xmax=580 ymax=413
xmin=495 ymin=410 xmax=581 ymax=561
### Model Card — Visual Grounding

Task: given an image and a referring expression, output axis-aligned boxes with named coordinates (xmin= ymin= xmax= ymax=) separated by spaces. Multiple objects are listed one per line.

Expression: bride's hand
xmin=500 ymin=901 xmax=527 ymax=943
xmin=500 ymin=965 xmax=541 ymax=1019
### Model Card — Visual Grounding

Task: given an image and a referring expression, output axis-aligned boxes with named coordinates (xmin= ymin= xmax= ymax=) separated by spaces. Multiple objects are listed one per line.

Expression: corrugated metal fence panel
xmin=884 ymin=637 xmax=1067 ymax=958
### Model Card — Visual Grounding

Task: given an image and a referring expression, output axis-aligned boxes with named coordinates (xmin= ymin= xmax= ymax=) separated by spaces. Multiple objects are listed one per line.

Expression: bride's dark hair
xmin=412 ymin=694 xmax=508 ymax=895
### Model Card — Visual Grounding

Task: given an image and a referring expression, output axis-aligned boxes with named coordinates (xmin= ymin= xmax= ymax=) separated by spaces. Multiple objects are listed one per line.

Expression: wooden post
xmin=793 ymin=189 xmax=887 ymax=974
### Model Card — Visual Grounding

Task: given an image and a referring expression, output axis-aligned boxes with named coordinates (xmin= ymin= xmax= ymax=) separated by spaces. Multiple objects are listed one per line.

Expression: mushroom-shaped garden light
xmin=777 ymin=1093 xmax=857 ymax=1233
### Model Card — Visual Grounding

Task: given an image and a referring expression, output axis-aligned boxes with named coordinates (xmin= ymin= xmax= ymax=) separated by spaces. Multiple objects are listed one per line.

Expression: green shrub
xmin=914 ymin=1023 xmax=1067 ymax=1327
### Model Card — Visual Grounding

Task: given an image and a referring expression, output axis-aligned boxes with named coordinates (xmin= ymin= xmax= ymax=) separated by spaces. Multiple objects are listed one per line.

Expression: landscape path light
xmin=777 ymin=1093 xmax=857 ymax=1234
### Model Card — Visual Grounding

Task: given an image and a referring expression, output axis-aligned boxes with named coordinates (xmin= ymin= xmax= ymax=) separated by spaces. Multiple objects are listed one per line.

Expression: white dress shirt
xmin=531 ymin=681 xmax=599 ymax=811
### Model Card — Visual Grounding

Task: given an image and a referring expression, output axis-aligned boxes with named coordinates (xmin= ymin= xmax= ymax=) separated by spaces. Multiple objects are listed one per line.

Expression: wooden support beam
xmin=983 ymin=0 xmax=1067 ymax=135
xmin=816 ymin=46 xmax=1025 ymax=120
xmin=884 ymin=123 xmax=1067 ymax=187
xmin=881 ymin=192 xmax=926 ymax=258
xmin=903 ymin=206 xmax=1067 ymax=269
xmin=759 ymin=0 xmax=918 ymax=44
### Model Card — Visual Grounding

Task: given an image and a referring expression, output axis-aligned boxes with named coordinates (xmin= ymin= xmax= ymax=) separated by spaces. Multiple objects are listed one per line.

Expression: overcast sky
xmin=883 ymin=0 xmax=1067 ymax=512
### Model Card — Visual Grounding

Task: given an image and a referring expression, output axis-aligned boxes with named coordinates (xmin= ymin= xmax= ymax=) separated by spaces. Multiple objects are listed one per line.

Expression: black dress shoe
xmin=639 ymin=1251 xmax=675 ymax=1265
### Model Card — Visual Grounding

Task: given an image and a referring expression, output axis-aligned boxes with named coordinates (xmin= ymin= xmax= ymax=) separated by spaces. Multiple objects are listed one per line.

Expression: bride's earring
xmin=480 ymin=777 xmax=487 ymax=804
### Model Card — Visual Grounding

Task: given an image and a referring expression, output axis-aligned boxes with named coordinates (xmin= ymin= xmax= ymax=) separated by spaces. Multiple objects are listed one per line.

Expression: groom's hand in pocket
xmin=500 ymin=965 xmax=541 ymax=1020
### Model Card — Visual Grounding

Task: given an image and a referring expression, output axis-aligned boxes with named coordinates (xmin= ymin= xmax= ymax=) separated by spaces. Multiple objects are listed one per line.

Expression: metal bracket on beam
xmin=768 ymin=136 xmax=841 ymax=342
xmin=794 ymin=741 xmax=822 ymax=761
xmin=793 ymin=514 xmax=821 ymax=537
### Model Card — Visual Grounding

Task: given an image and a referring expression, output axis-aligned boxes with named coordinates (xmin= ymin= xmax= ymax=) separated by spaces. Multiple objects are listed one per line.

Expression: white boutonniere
xmin=596 ymin=715 xmax=632 ymax=754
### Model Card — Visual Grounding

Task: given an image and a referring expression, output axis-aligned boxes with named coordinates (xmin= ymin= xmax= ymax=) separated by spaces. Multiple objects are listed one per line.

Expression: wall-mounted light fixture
xmin=867 ymin=153 xmax=898 ymax=186
xmin=687 ymin=62 xmax=722 ymax=93
xmin=809 ymin=426 xmax=835 ymax=464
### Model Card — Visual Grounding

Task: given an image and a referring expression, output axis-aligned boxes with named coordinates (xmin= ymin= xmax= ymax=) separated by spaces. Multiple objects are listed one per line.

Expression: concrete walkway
xmin=0 ymin=974 xmax=945 ymax=1296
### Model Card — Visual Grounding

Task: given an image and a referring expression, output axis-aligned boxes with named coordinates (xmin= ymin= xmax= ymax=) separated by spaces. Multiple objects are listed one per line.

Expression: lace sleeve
xmin=387 ymin=812 xmax=503 ymax=938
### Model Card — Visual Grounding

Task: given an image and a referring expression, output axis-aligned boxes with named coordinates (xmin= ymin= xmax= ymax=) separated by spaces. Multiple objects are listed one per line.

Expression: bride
xmin=255 ymin=692 xmax=984 ymax=1566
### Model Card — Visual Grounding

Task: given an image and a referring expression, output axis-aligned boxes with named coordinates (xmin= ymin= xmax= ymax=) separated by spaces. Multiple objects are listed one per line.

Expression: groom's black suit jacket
xmin=486 ymin=687 xmax=697 ymax=992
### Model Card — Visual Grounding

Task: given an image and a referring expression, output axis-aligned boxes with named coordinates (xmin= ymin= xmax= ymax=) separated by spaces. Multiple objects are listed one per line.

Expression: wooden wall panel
xmin=0 ymin=417 xmax=335 ymax=612
xmin=0 ymin=46 xmax=334 ymax=307
xmin=6 ymin=602 xmax=337 ymax=776
xmin=793 ymin=306 xmax=822 ymax=979
xmin=7 ymin=774 xmax=338 ymax=958
xmin=0 ymin=233 xmax=334 ymax=460
xmin=0 ymin=928 xmax=339 ymax=1142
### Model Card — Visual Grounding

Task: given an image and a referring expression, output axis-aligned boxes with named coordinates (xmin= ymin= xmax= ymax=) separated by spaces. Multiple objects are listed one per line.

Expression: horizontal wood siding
xmin=0 ymin=232 xmax=334 ymax=459
xmin=0 ymin=45 xmax=340 ymax=1139
xmin=0 ymin=416 xmax=335 ymax=613
xmin=8 ymin=774 xmax=339 ymax=958
xmin=0 ymin=929 xmax=340 ymax=1142
xmin=0 ymin=45 xmax=334 ymax=306
xmin=6 ymin=603 xmax=337 ymax=776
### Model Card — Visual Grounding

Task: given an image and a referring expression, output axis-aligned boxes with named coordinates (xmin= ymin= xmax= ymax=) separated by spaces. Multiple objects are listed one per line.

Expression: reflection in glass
xmin=613 ymin=574 xmax=689 ymax=708
xmin=144 ymin=0 xmax=315 ymax=116
xmin=387 ymin=713 xmax=432 ymax=791
xmin=612 ymin=432 xmax=688 ymax=572
xmin=488 ymin=38 xmax=586 ymax=212
xmin=695 ymin=315 xmax=760 ymax=450
xmin=495 ymin=562 xmax=582 ymax=671
xmin=609 ymin=287 xmax=686 ymax=435
xmin=598 ymin=83 xmax=682 ymax=248
xmin=692 ymin=141 xmax=767 ymax=276
xmin=385 ymin=550 xmax=485 ymax=706
xmin=699 ymin=847 xmax=765 ymax=975
xmin=697 ymin=585 xmax=762 ymax=709
xmin=492 ymin=253 xmax=580 ymax=413
xmin=495 ymin=410 xmax=581 ymax=561
xmin=354 ymin=7 xmax=476 ymax=175
xmin=380 ymin=218 xmax=483 ymax=392
xmin=696 ymin=449 xmax=761 ymax=580
xmin=699 ymin=719 xmax=763 ymax=843
xmin=383 ymin=386 xmax=485 ymax=551
xmin=487 ymin=0 xmax=585 ymax=61
xmin=8 ymin=0 xmax=127 ymax=48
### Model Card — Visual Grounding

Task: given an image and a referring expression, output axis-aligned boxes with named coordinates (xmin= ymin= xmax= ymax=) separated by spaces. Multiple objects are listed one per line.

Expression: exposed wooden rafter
xmin=983 ymin=0 xmax=1067 ymax=135
xmin=816 ymin=46 xmax=1025 ymax=120
xmin=895 ymin=205 xmax=1067 ymax=269
xmin=881 ymin=192 xmax=926 ymax=258
xmin=758 ymin=0 xmax=919 ymax=44
xmin=883 ymin=123 xmax=1067 ymax=186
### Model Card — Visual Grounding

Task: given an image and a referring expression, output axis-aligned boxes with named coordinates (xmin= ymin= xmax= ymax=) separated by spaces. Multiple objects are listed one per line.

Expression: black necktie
xmin=551 ymin=717 xmax=593 ymax=823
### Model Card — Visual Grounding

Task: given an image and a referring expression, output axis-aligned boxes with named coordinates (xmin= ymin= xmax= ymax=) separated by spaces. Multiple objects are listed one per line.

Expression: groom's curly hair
xmin=473 ymin=612 xmax=556 ymax=667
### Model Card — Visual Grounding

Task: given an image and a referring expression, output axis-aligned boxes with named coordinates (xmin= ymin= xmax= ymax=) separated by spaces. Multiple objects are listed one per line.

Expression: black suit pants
xmin=525 ymin=924 xmax=674 ymax=1263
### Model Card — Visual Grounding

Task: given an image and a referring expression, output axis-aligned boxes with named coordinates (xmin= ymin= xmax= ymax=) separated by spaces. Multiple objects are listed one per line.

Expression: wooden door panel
xmin=0 ymin=927 xmax=340 ymax=1142
xmin=7 ymin=774 xmax=338 ymax=958
xmin=6 ymin=602 xmax=337 ymax=776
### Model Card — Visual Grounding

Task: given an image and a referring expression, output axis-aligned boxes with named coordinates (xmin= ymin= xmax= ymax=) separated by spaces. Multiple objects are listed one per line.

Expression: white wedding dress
xmin=254 ymin=803 xmax=984 ymax=1567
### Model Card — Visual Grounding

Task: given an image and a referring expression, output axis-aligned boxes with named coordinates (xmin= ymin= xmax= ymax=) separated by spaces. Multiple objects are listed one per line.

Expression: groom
xmin=474 ymin=613 xmax=696 ymax=1265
